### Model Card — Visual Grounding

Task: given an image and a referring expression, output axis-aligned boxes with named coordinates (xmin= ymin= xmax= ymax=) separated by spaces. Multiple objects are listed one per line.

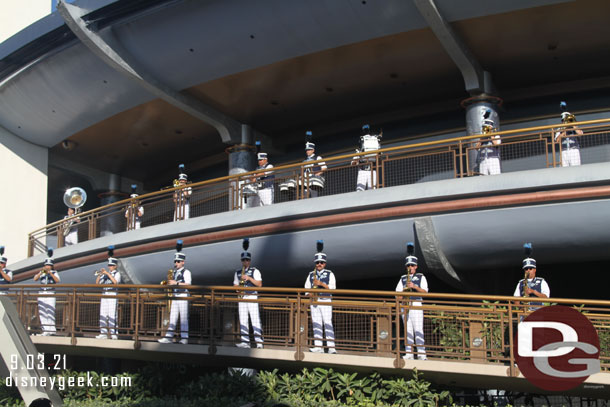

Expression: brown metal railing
xmin=28 ymin=118 xmax=610 ymax=256
xmin=5 ymin=285 xmax=610 ymax=373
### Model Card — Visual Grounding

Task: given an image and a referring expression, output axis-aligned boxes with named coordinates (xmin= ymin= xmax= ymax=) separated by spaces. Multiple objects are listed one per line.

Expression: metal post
xmin=134 ymin=288 xmax=141 ymax=349
xmin=0 ymin=297 xmax=64 ymax=406
xmin=69 ymin=288 xmax=77 ymax=345
xmin=507 ymin=301 xmax=516 ymax=377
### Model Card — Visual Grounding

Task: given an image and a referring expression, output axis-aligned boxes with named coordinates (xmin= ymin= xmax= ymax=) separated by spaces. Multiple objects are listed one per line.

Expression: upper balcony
xmin=29 ymin=117 xmax=610 ymax=257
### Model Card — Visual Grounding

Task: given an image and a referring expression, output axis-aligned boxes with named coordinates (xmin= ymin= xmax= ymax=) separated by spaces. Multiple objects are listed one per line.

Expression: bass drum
xmin=279 ymin=179 xmax=297 ymax=192
xmin=242 ymin=184 xmax=259 ymax=197
xmin=307 ymin=175 xmax=325 ymax=190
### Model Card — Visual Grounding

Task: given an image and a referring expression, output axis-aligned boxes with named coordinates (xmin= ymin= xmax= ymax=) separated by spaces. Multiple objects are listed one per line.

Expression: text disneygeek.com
xmin=5 ymin=372 xmax=132 ymax=391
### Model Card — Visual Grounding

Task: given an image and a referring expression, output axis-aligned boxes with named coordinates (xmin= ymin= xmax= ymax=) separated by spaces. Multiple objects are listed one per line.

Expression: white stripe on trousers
xmin=238 ymin=297 xmax=263 ymax=344
xmin=310 ymin=303 xmax=335 ymax=348
xmin=165 ymin=294 xmax=189 ymax=339
xmin=100 ymin=292 xmax=118 ymax=335
xmin=38 ymin=293 xmax=56 ymax=334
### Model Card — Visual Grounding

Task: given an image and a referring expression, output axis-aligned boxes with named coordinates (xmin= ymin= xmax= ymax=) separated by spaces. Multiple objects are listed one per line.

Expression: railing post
xmin=57 ymin=225 xmax=65 ymax=248
xmin=27 ymin=235 xmax=34 ymax=257
xmin=550 ymin=130 xmax=558 ymax=167
xmin=70 ymin=288 xmax=77 ymax=345
xmin=209 ymin=288 xmax=216 ymax=354
xmin=393 ymin=296 xmax=403 ymax=368
xmin=507 ymin=301 xmax=516 ymax=377
xmin=375 ymin=152 xmax=381 ymax=189
xmin=376 ymin=302 xmax=392 ymax=356
xmin=294 ymin=293 xmax=305 ymax=361
xmin=458 ymin=141 xmax=465 ymax=178
xmin=88 ymin=213 xmax=96 ymax=240
xmin=134 ymin=287 xmax=141 ymax=349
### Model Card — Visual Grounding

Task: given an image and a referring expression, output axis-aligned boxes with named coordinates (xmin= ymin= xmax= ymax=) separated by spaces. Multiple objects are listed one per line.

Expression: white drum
xmin=243 ymin=184 xmax=258 ymax=197
xmin=360 ymin=135 xmax=380 ymax=152
xmin=279 ymin=179 xmax=297 ymax=192
xmin=308 ymin=175 xmax=325 ymax=189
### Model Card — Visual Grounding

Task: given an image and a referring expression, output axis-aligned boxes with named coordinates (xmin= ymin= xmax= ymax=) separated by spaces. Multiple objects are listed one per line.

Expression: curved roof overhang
xmin=3 ymin=0 xmax=608 ymax=185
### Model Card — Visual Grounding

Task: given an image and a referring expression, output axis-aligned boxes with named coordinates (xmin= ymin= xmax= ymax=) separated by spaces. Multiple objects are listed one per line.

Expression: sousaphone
xmin=62 ymin=187 xmax=87 ymax=236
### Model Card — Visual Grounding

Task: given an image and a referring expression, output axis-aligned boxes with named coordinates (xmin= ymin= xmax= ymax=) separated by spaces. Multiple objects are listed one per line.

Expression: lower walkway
xmin=7 ymin=285 xmax=610 ymax=398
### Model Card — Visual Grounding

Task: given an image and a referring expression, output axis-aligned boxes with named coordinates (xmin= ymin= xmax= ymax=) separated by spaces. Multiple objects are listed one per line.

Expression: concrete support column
xmin=462 ymin=95 xmax=502 ymax=175
xmin=0 ymin=126 xmax=47 ymax=261
xmin=98 ymin=173 xmax=125 ymax=236
xmin=227 ymin=125 xmax=256 ymax=210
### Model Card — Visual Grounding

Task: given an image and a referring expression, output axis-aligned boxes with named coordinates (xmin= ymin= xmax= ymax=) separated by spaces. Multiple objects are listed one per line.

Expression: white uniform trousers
xmin=479 ymin=157 xmax=501 ymax=175
xmin=38 ymin=292 xmax=56 ymax=334
xmin=402 ymin=307 xmax=426 ymax=359
xmin=256 ymin=187 xmax=274 ymax=206
xmin=100 ymin=291 xmax=118 ymax=335
xmin=238 ymin=295 xmax=263 ymax=345
xmin=561 ymin=148 xmax=581 ymax=167
xmin=310 ymin=300 xmax=335 ymax=349
xmin=64 ymin=230 xmax=78 ymax=246
xmin=164 ymin=293 xmax=189 ymax=339
xmin=356 ymin=170 xmax=377 ymax=191
xmin=174 ymin=202 xmax=190 ymax=220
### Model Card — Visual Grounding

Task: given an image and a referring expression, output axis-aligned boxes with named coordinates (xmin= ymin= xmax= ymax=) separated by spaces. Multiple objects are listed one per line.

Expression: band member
xmin=514 ymin=243 xmax=549 ymax=308
xmin=33 ymin=248 xmax=60 ymax=336
xmin=304 ymin=240 xmax=337 ymax=354
xmin=63 ymin=207 xmax=80 ymax=245
xmin=0 ymin=246 xmax=12 ymax=295
xmin=475 ymin=109 xmax=501 ymax=175
xmin=555 ymin=101 xmax=583 ymax=167
xmin=96 ymin=246 xmax=121 ymax=339
xmin=351 ymin=124 xmax=380 ymax=191
xmin=303 ymin=131 xmax=327 ymax=198
xmin=233 ymin=238 xmax=264 ymax=349
xmin=173 ymin=164 xmax=192 ymax=220
xmin=159 ymin=240 xmax=192 ymax=344
xmin=395 ymin=242 xmax=428 ymax=360
xmin=125 ymin=184 xmax=144 ymax=230
xmin=249 ymin=141 xmax=274 ymax=207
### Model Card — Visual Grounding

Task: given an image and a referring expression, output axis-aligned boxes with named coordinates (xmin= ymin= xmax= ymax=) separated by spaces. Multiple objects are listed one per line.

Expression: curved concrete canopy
xmin=1 ymin=0 xmax=597 ymax=187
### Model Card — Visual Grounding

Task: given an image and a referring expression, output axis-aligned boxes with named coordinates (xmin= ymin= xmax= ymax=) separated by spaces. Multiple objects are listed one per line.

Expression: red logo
xmin=514 ymin=305 xmax=600 ymax=391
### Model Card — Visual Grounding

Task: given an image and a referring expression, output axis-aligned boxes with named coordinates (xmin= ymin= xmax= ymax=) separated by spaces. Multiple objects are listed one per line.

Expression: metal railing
xmin=4 ymin=285 xmax=610 ymax=374
xmin=28 ymin=118 xmax=610 ymax=256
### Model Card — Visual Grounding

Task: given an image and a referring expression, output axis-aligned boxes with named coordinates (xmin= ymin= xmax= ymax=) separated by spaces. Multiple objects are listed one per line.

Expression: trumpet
xmin=173 ymin=179 xmax=180 ymax=188
xmin=522 ymin=269 xmax=529 ymax=297
xmin=94 ymin=269 xmax=103 ymax=277
xmin=161 ymin=268 xmax=174 ymax=285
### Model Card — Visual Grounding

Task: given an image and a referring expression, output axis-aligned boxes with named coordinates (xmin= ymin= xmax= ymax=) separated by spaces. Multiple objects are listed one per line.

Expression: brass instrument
xmin=94 ymin=269 xmax=103 ymax=277
xmin=161 ymin=268 xmax=174 ymax=285
xmin=403 ymin=273 xmax=413 ymax=292
xmin=173 ymin=179 xmax=180 ymax=188
xmin=62 ymin=187 xmax=87 ymax=236
xmin=239 ymin=266 xmax=247 ymax=286
xmin=522 ymin=269 xmax=529 ymax=297
xmin=312 ymin=269 xmax=320 ymax=289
